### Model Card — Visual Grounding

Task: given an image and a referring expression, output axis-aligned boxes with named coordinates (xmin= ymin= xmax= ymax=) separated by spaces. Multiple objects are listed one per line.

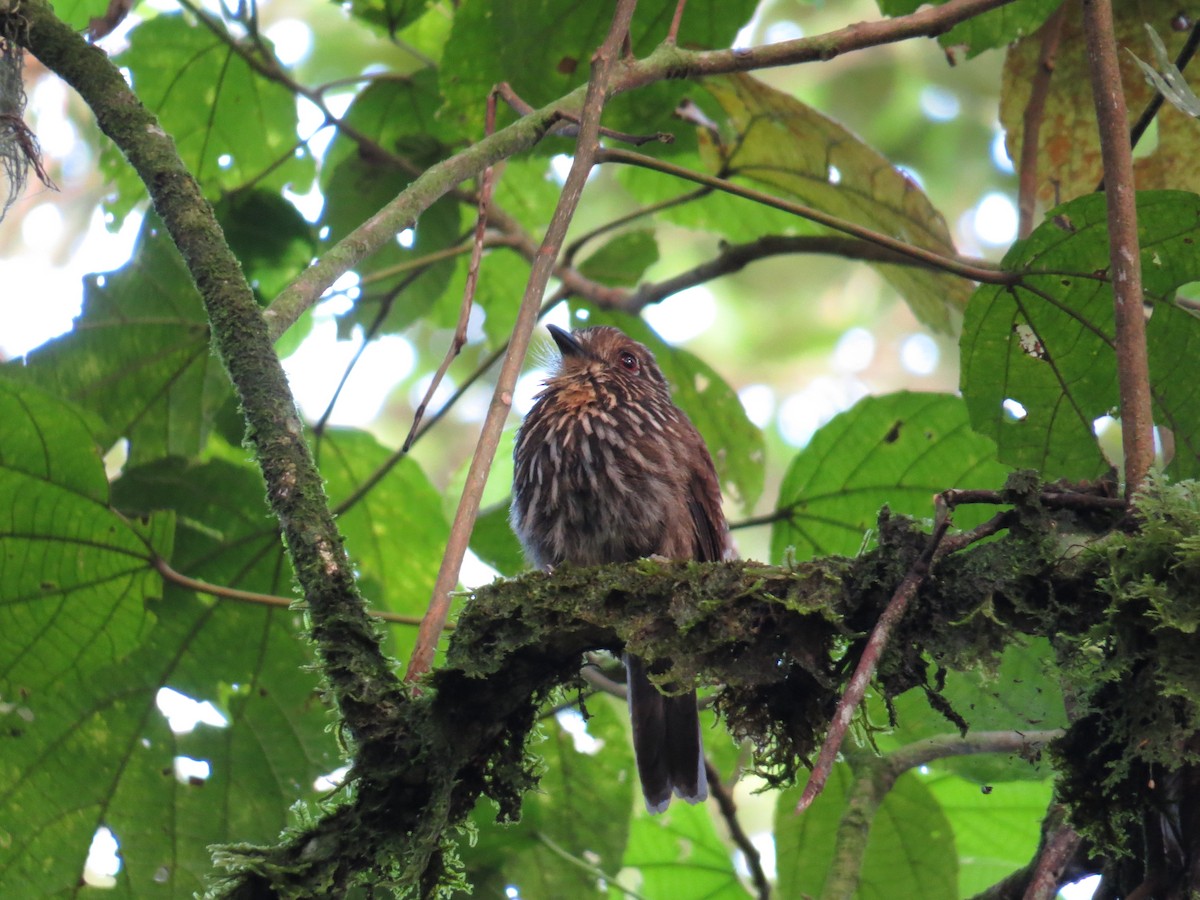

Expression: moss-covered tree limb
xmin=205 ymin=480 xmax=1200 ymax=897
xmin=205 ymin=504 xmax=1103 ymax=896
xmin=5 ymin=0 xmax=399 ymax=741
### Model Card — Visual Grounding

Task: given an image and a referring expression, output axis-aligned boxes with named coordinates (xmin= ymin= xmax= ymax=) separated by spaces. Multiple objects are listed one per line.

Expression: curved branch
xmin=8 ymin=0 xmax=400 ymax=743
xmin=820 ymin=731 xmax=1062 ymax=900
xmin=152 ymin=556 xmax=427 ymax=626
xmin=620 ymin=234 xmax=986 ymax=313
xmin=597 ymin=148 xmax=1016 ymax=286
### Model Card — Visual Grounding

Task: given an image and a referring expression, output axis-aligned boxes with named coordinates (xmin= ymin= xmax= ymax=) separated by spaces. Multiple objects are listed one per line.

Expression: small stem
xmin=152 ymin=556 xmax=427 ymax=625
xmin=796 ymin=516 xmax=951 ymax=813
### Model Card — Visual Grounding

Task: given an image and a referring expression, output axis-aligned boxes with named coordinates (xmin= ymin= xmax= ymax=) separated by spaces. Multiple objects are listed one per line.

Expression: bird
xmin=510 ymin=323 xmax=732 ymax=814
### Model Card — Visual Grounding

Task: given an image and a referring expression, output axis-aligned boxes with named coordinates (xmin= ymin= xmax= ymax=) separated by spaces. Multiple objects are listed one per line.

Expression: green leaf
xmin=317 ymin=429 xmax=449 ymax=648
xmin=926 ymin=774 xmax=1052 ymax=897
xmin=775 ymin=766 xmax=957 ymax=900
xmin=960 ymin=191 xmax=1200 ymax=481
xmin=1000 ymin=3 xmax=1200 ymax=212
xmin=771 ymin=392 xmax=1011 ymax=563
xmin=572 ymin=308 xmax=766 ymax=512
xmin=60 ymin=456 xmax=341 ymax=895
xmin=102 ymin=13 xmax=314 ymax=224
xmin=577 ymin=231 xmax=659 ymax=287
xmin=50 ymin=0 xmax=108 ymax=30
xmin=614 ymin=798 xmax=749 ymax=899
xmin=8 ymin=213 xmax=229 ymax=466
xmin=471 ymin=500 xmax=527 ymax=577
xmin=698 ymin=73 xmax=968 ymax=334
xmin=461 ymin=697 xmax=633 ymax=898
xmin=0 ymin=380 xmax=166 ymax=692
xmin=343 ymin=0 xmax=429 ymax=37
xmin=319 ymin=75 xmax=462 ymax=336
xmin=215 ymin=189 xmax=318 ymax=301
xmin=881 ymin=639 xmax=1066 ymax=782
xmin=0 ymin=589 xmax=338 ymax=897
xmin=440 ymin=0 xmax=756 ymax=140
xmin=879 ymin=0 xmax=1061 ymax=60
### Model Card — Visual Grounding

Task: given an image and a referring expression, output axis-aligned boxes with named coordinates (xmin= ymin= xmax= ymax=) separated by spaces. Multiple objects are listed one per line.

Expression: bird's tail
xmin=625 ymin=653 xmax=708 ymax=814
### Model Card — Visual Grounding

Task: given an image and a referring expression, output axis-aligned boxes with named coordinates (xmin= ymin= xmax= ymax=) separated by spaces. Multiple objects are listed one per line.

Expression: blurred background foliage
xmin=4 ymin=0 xmax=1199 ymax=896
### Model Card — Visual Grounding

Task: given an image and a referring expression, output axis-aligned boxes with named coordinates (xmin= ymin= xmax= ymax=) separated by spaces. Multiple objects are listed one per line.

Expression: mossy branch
xmin=206 ymin=507 xmax=1095 ymax=896
xmin=5 ymin=0 xmax=399 ymax=742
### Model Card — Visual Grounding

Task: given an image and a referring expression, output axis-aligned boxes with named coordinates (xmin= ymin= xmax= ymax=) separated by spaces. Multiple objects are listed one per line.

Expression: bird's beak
xmin=547 ymin=324 xmax=584 ymax=358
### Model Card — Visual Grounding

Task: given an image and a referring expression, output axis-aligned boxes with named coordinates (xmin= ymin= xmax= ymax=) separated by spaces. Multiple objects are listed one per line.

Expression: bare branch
xmin=597 ymin=148 xmax=1015 ymax=286
xmin=1082 ymin=0 xmax=1154 ymax=496
xmin=796 ymin=515 xmax=952 ymax=813
xmin=706 ymin=758 xmax=771 ymax=900
xmin=152 ymin=556 xmax=428 ymax=626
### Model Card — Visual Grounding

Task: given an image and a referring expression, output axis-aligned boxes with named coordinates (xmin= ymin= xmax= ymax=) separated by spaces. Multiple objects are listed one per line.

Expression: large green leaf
xmin=697 ymin=74 xmax=969 ymax=334
xmin=960 ymin=190 xmax=1200 ymax=481
xmin=927 ymin=774 xmax=1052 ymax=897
xmin=460 ymin=697 xmax=633 ymax=898
xmin=440 ymin=0 xmax=757 ymax=141
xmin=102 ymin=13 xmax=314 ymax=224
xmin=614 ymin=797 xmax=750 ymax=899
xmin=573 ymin=308 xmax=766 ymax=513
xmin=771 ymin=392 xmax=1011 ymax=563
xmin=0 ymin=380 xmax=166 ymax=694
xmin=775 ymin=765 xmax=958 ymax=900
xmin=9 ymin=213 xmax=229 ymax=466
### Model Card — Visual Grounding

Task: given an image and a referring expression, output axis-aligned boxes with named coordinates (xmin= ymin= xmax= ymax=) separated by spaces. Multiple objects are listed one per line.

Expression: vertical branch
xmin=1082 ymin=0 xmax=1154 ymax=497
xmin=1017 ymin=3 xmax=1066 ymax=239
xmin=405 ymin=0 xmax=641 ymax=680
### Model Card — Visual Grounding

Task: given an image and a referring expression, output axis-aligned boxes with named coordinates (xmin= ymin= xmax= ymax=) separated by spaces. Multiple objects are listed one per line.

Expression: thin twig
xmin=666 ymin=0 xmax=688 ymax=44
xmin=313 ymin=264 xmax=436 ymax=437
xmin=622 ymin=235 xmax=986 ymax=312
xmin=934 ymin=510 xmax=1016 ymax=561
xmin=561 ymin=186 xmax=711 ymax=266
xmin=1082 ymin=0 xmax=1154 ymax=497
xmin=404 ymin=0 xmax=641 ymax=682
xmin=1018 ymin=4 xmax=1066 ymax=240
xmin=796 ymin=515 xmax=952 ymax=813
xmin=152 ymin=556 xmax=428 ymax=626
xmin=939 ymin=487 xmax=1125 ymax=511
xmin=535 ymin=833 xmax=651 ymax=900
xmin=597 ymin=148 xmax=1015 ymax=286
xmin=706 ymin=759 xmax=771 ymax=900
xmin=402 ymin=97 xmax=500 ymax=453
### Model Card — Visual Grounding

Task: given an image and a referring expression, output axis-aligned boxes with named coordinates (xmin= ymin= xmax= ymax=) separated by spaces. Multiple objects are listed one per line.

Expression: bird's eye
xmin=619 ymin=351 xmax=639 ymax=372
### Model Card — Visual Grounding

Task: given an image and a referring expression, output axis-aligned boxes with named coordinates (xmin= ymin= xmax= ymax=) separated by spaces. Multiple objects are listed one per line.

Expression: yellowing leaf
xmin=699 ymin=73 xmax=968 ymax=334
xmin=1000 ymin=0 xmax=1200 ymax=214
